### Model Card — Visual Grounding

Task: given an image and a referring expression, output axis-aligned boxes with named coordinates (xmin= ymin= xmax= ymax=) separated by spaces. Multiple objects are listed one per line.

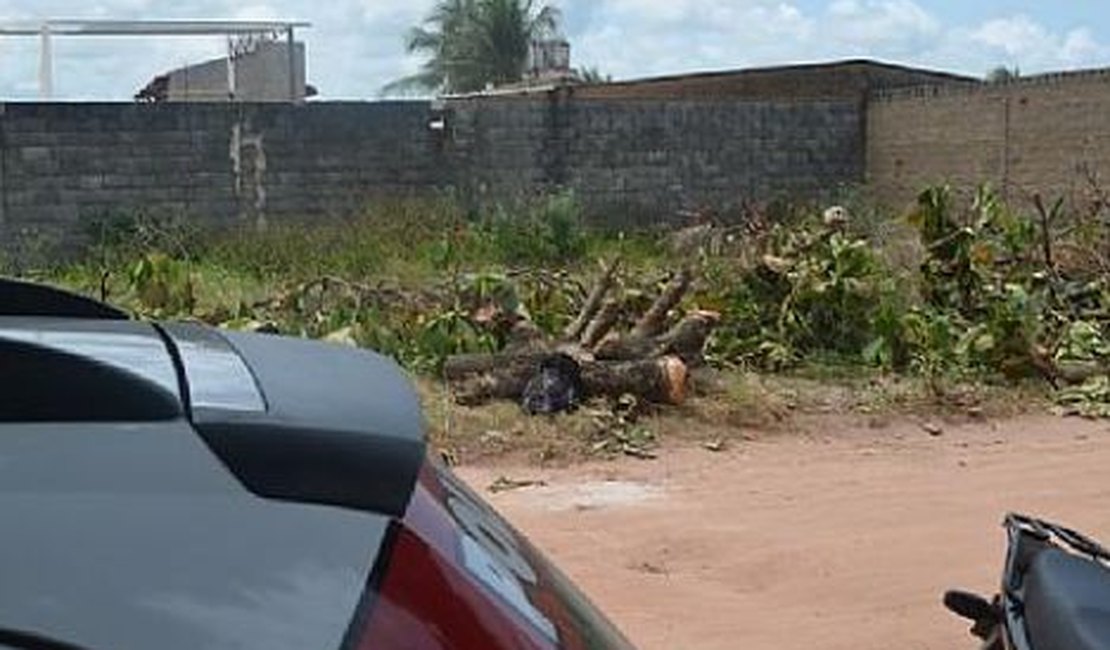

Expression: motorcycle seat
xmin=1024 ymin=547 xmax=1110 ymax=650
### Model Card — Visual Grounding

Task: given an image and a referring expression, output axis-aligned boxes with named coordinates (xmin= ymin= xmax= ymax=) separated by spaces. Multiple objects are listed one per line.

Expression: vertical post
xmin=226 ymin=35 xmax=237 ymax=101
xmin=1002 ymin=96 xmax=1012 ymax=202
xmin=38 ymin=24 xmax=53 ymax=100
xmin=286 ymin=26 xmax=297 ymax=103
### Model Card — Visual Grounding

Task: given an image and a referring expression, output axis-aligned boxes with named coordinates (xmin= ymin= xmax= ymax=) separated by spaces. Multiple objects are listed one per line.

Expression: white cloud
xmin=825 ymin=0 xmax=939 ymax=49
xmin=573 ymin=1 xmax=816 ymax=78
xmin=961 ymin=14 xmax=1110 ymax=73
xmin=1062 ymin=28 xmax=1103 ymax=64
xmin=970 ymin=15 xmax=1047 ymax=56
xmin=0 ymin=1 xmax=1102 ymax=99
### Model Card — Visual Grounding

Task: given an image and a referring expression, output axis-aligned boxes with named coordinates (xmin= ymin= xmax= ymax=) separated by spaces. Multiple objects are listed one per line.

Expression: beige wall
xmin=867 ymin=72 xmax=1110 ymax=209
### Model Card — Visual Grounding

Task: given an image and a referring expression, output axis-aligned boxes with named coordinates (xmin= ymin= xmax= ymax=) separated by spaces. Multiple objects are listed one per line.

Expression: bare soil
xmin=456 ymin=413 xmax=1110 ymax=650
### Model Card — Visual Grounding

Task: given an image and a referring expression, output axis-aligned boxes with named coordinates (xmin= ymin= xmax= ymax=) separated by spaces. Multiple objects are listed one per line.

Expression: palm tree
xmin=576 ymin=66 xmax=611 ymax=85
xmin=384 ymin=0 xmax=561 ymax=95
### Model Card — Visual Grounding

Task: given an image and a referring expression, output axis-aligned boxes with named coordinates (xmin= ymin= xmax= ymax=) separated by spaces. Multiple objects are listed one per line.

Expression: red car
xmin=0 ymin=279 xmax=636 ymax=650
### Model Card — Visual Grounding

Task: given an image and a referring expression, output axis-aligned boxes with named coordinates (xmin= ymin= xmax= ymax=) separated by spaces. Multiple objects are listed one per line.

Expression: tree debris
xmin=444 ymin=261 xmax=718 ymax=413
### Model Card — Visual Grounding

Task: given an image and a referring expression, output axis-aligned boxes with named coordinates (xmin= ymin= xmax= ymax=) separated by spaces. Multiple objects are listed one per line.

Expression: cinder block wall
xmin=446 ymin=95 xmax=864 ymax=222
xmin=867 ymin=71 xmax=1110 ymax=209
xmin=564 ymin=99 xmax=861 ymax=220
xmin=6 ymin=68 xmax=1109 ymax=255
xmin=0 ymin=101 xmax=443 ymax=251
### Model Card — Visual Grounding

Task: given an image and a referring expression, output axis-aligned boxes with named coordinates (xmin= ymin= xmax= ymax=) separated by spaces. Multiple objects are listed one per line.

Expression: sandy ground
xmin=456 ymin=414 xmax=1110 ymax=650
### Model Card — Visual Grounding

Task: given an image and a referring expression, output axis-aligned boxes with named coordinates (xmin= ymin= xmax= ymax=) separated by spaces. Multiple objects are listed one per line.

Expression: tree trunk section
xmin=451 ymin=356 xmax=689 ymax=406
xmin=444 ymin=352 xmax=547 ymax=382
xmin=580 ymin=356 xmax=688 ymax=405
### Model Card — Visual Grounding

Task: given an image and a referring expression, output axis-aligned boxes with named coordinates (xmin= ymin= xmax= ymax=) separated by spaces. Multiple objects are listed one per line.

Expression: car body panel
xmin=0 ymin=419 xmax=390 ymax=650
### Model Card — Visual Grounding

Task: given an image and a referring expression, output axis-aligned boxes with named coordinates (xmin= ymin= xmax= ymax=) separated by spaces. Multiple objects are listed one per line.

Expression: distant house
xmin=569 ymin=59 xmax=977 ymax=100
xmin=447 ymin=58 xmax=978 ymax=100
xmin=135 ymin=39 xmax=315 ymax=103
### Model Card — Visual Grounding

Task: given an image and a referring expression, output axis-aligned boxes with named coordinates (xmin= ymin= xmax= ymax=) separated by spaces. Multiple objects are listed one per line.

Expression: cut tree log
xmin=594 ymin=268 xmax=696 ymax=361
xmin=444 ymin=352 xmax=549 ymax=382
xmin=455 ymin=356 xmax=689 ymax=407
xmin=580 ymin=356 xmax=688 ymax=405
xmin=445 ymin=261 xmax=715 ymax=410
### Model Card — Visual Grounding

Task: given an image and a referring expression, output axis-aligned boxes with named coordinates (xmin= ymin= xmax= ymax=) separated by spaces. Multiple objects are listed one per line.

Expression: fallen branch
xmin=564 ymin=259 xmax=621 ymax=341
xmin=632 ymin=268 xmax=693 ymax=339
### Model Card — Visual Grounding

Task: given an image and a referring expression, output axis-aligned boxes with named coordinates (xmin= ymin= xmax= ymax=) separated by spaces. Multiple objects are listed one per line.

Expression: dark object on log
xmin=521 ymin=354 xmax=584 ymax=415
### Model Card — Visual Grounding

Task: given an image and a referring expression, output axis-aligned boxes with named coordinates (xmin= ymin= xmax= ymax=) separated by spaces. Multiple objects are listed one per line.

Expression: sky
xmin=0 ymin=0 xmax=1106 ymax=100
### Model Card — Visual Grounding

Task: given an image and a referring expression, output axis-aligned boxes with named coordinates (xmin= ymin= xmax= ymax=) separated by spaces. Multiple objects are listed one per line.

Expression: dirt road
xmin=456 ymin=414 xmax=1110 ymax=650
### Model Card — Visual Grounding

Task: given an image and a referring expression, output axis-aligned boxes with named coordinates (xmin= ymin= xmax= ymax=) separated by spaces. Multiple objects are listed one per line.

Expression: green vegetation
xmin=18 ymin=184 xmax=1110 ymax=418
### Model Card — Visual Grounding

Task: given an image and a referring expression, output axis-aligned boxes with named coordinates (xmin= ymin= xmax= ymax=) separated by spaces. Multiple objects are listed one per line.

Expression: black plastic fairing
xmin=191 ymin=412 xmax=425 ymax=518
xmin=167 ymin=327 xmax=427 ymax=518
xmin=0 ymin=279 xmax=128 ymax=319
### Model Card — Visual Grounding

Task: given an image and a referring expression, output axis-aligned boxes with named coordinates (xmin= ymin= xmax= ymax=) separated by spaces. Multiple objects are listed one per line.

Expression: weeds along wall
xmin=867 ymin=70 xmax=1110 ymax=209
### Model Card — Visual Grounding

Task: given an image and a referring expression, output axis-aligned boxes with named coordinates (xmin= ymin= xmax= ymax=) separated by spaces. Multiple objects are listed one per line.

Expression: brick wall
xmin=867 ymin=70 xmax=1110 ymax=208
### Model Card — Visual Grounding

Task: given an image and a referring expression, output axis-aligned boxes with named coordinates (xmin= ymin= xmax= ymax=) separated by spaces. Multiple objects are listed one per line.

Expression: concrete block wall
xmin=867 ymin=71 xmax=1110 ymax=208
xmin=446 ymin=95 xmax=864 ymax=221
xmin=4 ymin=67 xmax=1108 ymax=255
xmin=565 ymin=99 xmax=861 ymax=219
xmin=0 ymin=101 xmax=442 ymax=250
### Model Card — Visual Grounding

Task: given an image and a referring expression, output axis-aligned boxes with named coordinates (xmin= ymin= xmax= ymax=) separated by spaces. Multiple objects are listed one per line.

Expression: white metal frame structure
xmin=0 ymin=20 xmax=311 ymax=101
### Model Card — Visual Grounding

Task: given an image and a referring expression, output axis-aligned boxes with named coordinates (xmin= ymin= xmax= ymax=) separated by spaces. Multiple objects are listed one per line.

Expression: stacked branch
xmin=445 ymin=261 xmax=720 ymax=409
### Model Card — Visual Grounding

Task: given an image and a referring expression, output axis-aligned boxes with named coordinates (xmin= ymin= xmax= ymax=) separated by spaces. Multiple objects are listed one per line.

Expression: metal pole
xmin=286 ymin=26 xmax=297 ymax=102
xmin=38 ymin=24 xmax=53 ymax=99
